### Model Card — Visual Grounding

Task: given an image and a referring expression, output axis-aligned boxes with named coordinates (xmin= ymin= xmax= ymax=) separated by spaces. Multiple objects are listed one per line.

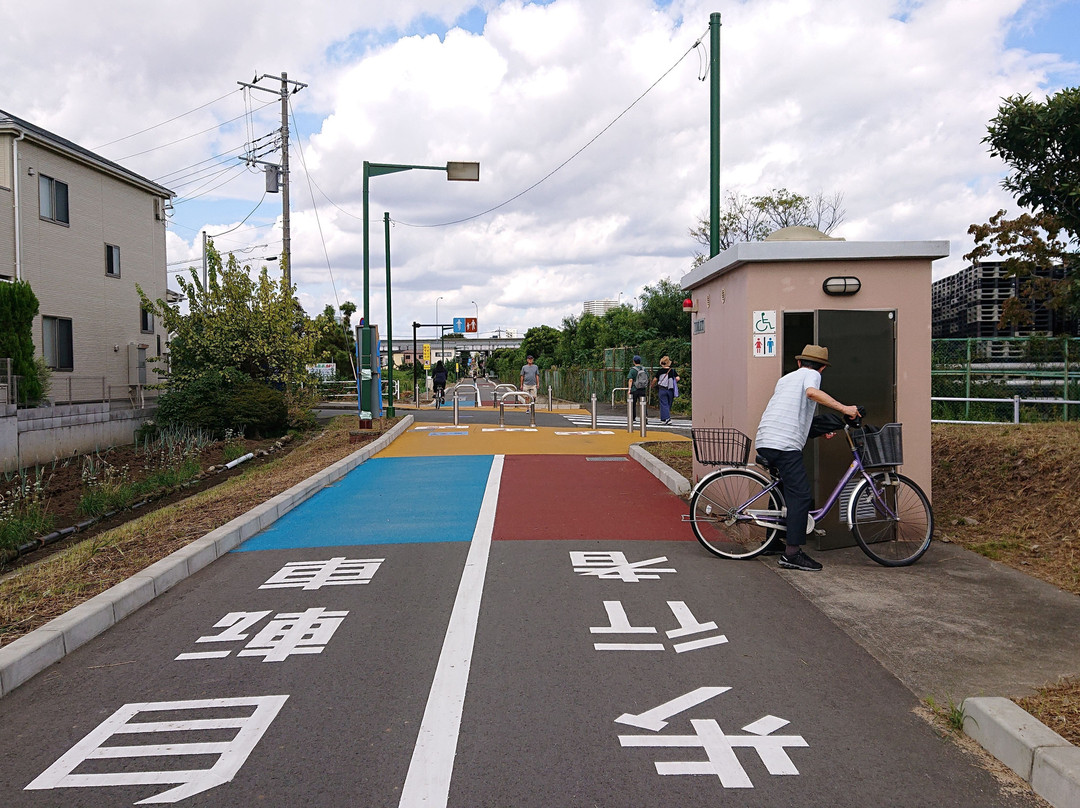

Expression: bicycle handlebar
xmin=844 ymin=405 xmax=866 ymax=429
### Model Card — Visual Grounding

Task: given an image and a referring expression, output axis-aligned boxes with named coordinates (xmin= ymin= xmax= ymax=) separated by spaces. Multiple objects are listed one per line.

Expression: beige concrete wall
xmin=0 ymin=403 xmax=153 ymax=472
xmin=15 ymin=140 xmax=168 ymax=391
xmin=688 ymin=256 xmax=933 ymax=498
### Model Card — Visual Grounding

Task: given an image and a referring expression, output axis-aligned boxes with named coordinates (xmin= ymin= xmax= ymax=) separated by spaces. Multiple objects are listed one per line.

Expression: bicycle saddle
xmin=754 ymin=454 xmax=780 ymax=477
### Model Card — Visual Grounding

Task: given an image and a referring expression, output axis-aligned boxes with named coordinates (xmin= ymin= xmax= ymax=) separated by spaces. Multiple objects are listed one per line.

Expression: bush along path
xmin=0 ymin=432 xmax=298 ymax=568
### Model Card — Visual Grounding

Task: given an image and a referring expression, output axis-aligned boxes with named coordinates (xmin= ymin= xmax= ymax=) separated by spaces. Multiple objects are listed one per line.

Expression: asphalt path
xmin=0 ymin=413 xmax=1043 ymax=807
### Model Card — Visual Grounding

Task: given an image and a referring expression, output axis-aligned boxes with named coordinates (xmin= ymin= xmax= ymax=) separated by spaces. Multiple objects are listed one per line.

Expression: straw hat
xmin=659 ymin=356 xmax=671 ymax=367
xmin=795 ymin=344 xmax=830 ymax=366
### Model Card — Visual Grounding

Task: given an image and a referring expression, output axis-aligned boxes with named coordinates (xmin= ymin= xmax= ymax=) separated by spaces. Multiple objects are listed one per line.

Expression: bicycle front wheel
xmin=849 ymin=472 xmax=933 ymax=566
xmin=689 ymin=468 xmax=783 ymax=559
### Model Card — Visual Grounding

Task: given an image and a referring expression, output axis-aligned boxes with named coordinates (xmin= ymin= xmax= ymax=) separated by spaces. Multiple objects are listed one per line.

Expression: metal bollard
xmin=639 ymin=396 xmax=647 ymax=437
xmin=590 ymin=393 xmax=597 ymax=429
xmin=626 ymin=395 xmax=633 ymax=433
xmin=548 ymin=386 xmax=553 ymax=412
xmin=530 ymin=402 xmax=536 ymax=427
xmin=414 ymin=384 xmax=419 ymax=408
xmin=453 ymin=392 xmax=460 ymax=426
xmin=498 ymin=400 xmax=505 ymax=427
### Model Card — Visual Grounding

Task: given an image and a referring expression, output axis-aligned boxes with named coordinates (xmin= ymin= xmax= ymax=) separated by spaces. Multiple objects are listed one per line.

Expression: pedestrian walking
xmin=627 ymin=355 xmax=650 ymax=424
xmin=520 ymin=355 xmax=540 ymax=401
xmin=654 ymin=356 xmax=680 ymax=425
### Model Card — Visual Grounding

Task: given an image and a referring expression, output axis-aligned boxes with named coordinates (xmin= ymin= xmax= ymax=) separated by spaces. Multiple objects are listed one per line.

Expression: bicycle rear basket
xmin=690 ymin=428 xmax=752 ymax=467
xmin=854 ymin=423 xmax=903 ymax=468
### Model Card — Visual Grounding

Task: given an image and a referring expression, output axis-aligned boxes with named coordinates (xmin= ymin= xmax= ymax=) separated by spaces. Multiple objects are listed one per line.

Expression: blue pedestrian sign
xmin=453 ymin=317 xmax=466 ymax=334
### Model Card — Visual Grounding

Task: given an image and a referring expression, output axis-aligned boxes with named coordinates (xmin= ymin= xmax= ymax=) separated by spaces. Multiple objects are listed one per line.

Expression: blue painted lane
xmin=234 ymin=455 xmax=494 ymax=551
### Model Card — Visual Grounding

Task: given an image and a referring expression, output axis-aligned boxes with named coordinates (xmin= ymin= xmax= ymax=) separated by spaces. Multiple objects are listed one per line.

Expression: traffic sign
xmin=465 ymin=317 xmax=477 ymax=333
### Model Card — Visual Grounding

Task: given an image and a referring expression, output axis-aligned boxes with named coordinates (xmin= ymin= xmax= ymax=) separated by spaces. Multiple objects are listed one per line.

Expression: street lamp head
xmin=446 ymin=162 xmax=480 ymax=181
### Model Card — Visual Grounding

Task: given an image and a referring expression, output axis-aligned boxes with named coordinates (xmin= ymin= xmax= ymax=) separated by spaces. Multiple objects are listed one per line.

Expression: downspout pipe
xmin=12 ymin=129 xmax=25 ymax=281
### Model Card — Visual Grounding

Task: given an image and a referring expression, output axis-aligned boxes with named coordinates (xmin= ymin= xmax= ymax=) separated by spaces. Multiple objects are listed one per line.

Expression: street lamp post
xmin=361 ymin=160 xmax=479 ymax=419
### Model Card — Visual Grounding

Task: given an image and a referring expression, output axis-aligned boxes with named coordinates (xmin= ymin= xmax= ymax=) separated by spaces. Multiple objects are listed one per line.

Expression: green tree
xmin=638 ymin=278 xmax=686 ymax=340
xmin=689 ymin=188 xmax=845 ymax=266
xmin=140 ymin=243 xmax=315 ymax=433
xmin=556 ymin=312 xmax=603 ymax=367
xmin=520 ymin=325 xmax=561 ymax=367
xmin=312 ymin=304 xmax=357 ymax=379
xmin=0 ymin=280 xmax=44 ymax=404
xmin=967 ymin=87 xmax=1080 ymax=329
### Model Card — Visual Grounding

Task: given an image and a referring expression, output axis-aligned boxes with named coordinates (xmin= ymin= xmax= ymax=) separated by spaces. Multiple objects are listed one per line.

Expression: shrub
xmin=157 ymin=370 xmax=287 ymax=438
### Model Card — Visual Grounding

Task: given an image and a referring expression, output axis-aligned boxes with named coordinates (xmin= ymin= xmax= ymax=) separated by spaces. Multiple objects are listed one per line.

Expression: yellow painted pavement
xmin=376 ymin=423 xmax=690 ymax=458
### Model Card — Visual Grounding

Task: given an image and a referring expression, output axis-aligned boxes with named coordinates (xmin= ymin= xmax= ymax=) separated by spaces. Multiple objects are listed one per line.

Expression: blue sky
xmin=4 ymin=0 xmax=1079 ymax=335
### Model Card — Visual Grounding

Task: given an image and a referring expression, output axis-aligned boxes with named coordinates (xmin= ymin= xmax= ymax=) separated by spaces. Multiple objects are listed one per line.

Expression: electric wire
xmin=393 ymin=29 xmax=710 ymax=228
xmin=289 ymin=101 xmax=358 ymax=379
xmin=92 ymin=89 xmax=241 ymax=150
xmin=113 ymin=97 xmax=278 ymax=161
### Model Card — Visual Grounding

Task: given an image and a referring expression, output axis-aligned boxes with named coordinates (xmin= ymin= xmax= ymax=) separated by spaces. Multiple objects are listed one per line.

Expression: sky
xmin=3 ymin=0 xmax=1079 ymax=340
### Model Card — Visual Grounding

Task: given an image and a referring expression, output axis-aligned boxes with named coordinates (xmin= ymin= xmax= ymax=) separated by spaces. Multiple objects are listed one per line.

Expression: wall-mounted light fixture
xmin=822 ymin=276 xmax=861 ymax=296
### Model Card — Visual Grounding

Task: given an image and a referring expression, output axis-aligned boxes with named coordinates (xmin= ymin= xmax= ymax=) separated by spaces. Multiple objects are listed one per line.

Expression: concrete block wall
xmin=0 ymin=402 xmax=152 ymax=472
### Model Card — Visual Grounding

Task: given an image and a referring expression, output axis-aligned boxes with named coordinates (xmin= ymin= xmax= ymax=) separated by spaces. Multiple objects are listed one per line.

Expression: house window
xmin=39 ymin=175 xmax=70 ymax=225
xmin=140 ymin=307 xmax=154 ymax=334
xmin=42 ymin=316 xmax=74 ymax=371
xmin=106 ymin=244 xmax=121 ymax=277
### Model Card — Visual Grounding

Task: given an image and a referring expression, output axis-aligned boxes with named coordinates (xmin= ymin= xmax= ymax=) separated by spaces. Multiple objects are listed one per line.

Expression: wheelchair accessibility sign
xmin=752 ymin=311 xmax=776 ymax=357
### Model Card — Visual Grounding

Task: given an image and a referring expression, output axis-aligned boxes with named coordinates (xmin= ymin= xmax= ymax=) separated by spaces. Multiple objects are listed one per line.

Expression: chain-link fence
xmin=932 ymin=337 xmax=1079 ymax=422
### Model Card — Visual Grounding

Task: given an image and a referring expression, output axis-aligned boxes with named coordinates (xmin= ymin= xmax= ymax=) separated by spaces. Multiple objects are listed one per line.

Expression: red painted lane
xmin=492 ymin=455 xmax=694 ymax=541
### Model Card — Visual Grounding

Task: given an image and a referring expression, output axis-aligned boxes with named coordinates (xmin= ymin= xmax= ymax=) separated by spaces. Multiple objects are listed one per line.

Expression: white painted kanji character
xmin=260 ymin=557 xmax=384 ymax=590
xmin=237 ymin=607 xmax=347 ymax=662
xmin=570 ymin=551 xmax=676 ymax=582
xmin=26 ymin=695 xmax=288 ymax=803
xmin=591 ymin=601 xmax=664 ymax=650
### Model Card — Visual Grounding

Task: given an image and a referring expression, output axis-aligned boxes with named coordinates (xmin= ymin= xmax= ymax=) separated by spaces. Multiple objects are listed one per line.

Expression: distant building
xmin=583 ymin=299 xmax=618 ymax=316
xmin=931 ymin=260 xmax=1077 ymax=339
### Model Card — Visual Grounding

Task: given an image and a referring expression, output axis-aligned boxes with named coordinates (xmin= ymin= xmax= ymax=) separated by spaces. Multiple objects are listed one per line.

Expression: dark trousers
xmin=631 ymin=389 xmax=648 ymax=421
xmin=756 ymin=447 xmax=811 ymax=548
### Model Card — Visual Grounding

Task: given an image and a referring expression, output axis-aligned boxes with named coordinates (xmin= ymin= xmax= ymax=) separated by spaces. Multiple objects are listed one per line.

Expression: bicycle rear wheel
xmin=849 ymin=472 xmax=933 ymax=566
xmin=689 ymin=468 xmax=783 ymax=559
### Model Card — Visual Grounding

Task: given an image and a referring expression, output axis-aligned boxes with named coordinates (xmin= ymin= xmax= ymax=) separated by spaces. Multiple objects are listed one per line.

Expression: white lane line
xmin=398 ymin=454 xmax=504 ymax=808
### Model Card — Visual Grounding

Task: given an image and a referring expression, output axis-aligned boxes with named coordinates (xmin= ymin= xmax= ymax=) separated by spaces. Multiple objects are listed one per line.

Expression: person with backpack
xmin=627 ymin=355 xmax=650 ymax=425
xmin=432 ymin=361 xmax=448 ymax=407
xmin=653 ymin=355 xmax=680 ymax=425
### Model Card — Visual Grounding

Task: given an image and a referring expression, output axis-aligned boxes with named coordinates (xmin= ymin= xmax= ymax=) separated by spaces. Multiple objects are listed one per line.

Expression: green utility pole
xmin=709 ymin=12 xmax=722 ymax=259
xmin=384 ymin=211 xmax=395 ymax=416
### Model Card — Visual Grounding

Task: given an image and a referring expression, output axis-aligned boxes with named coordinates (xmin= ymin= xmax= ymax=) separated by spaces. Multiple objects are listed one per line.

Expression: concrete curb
xmin=628 ymin=443 xmax=691 ymax=496
xmin=629 ymin=448 xmax=1080 ymax=807
xmin=962 ymin=697 xmax=1080 ymax=808
xmin=0 ymin=415 xmax=414 ymax=699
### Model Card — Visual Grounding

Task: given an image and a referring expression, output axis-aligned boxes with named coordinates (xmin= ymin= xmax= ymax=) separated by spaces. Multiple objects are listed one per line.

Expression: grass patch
xmin=0 ymin=416 xmax=397 ymax=648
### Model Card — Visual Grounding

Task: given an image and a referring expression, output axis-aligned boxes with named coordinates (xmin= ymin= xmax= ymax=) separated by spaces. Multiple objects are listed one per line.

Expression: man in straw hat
xmin=755 ymin=344 xmax=860 ymax=571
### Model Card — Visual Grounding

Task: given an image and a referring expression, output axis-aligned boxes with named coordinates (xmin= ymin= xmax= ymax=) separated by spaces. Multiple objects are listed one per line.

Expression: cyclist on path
xmin=432 ymin=361 xmax=448 ymax=405
xmin=755 ymin=344 xmax=860 ymax=572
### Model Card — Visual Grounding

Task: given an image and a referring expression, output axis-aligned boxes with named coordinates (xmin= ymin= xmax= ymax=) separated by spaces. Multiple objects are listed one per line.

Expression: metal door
xmin=783 ymin=310 xmax=896 ymax=549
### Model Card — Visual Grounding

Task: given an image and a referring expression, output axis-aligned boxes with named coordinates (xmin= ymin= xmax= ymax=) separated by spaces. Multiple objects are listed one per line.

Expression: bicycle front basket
xmin=854 ymin=423 xmax=903 ymax=468
xmin=690 ymin=428 xmax=752 ymax=467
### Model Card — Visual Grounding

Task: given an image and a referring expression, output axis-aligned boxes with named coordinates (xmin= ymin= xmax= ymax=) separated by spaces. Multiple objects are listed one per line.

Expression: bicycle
xmin=434 ymin=384 xmax=446 ymax=410
xmin=685 ymin=416 xmax=933 ymax=567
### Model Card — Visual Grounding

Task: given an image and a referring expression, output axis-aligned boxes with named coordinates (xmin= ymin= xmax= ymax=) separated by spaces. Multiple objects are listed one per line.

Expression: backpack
xmin=633 ymin=366 xmax=649 ymax=390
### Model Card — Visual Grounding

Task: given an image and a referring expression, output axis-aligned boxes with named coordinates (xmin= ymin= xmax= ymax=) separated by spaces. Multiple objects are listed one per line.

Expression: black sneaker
xmin=778 ymin=550 xmax=823 ymax=571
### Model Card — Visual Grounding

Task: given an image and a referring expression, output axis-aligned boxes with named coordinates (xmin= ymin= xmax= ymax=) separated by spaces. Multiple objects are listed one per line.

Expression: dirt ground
xmin=642 ymin=424 xmax=1080 ymax=746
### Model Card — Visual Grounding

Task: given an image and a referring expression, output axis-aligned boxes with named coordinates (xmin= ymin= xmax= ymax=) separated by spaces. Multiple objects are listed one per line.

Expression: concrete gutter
xmin=0 ymin=415 xmax=413 ymax=699
xmin=626 ymin=449 xmax=1079 ymax=808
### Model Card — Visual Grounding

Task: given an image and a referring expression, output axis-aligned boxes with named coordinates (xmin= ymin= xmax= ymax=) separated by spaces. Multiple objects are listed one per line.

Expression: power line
xmin=393 ymin=30 xmax=708 ymax=228
xmin=92 ymin=89 xmax=242 ymax=150
xmin=114 ymin=97 xmax=278 ymax=161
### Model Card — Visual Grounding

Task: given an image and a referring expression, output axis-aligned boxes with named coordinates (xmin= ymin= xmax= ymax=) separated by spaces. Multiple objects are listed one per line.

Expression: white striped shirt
xmin=755 ymin=367 xmax=820 ymax=451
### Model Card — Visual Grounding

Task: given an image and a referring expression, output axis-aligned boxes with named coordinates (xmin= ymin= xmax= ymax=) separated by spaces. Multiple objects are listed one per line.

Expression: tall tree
xmin=967 ymin=87 xmax=1080 ymax=329
xmin=140 ymin=243 xmax=315 ymax=388
xmin=689 ymin=188 xmax=845 ymax=266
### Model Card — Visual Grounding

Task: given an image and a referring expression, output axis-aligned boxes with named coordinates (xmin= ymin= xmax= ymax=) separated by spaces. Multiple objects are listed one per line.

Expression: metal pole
xmin=279 ymin=72 xmax=292 ymax=286
xmin=626 ymin=395 xmax=633 ymax=433
xmin=201 ymin=230 xmax=208 ymax=289
xmin=412 ymin=321 xmax=419 ymax=408
xmin=639 ymin=396 xmax=647 ymax=437
xmin=709 ymin=11 xmax=722 ymax=259
xmin=1014 ymin=394 xmax=1020 ymax=424
xmin=548 ymin=385 xmax=552 ymax=412
xmin=530 ymin=402 xmax=536 ymax=427
xmin=362 ymin=162 xmax=371 ymax=416
xmin=384 ymin=212 xmax=395 ymax=416
xmin=498 ymin=399 xmax=505 ymax=427
xmin=591 ymin=393 xmax=597 ymax=429
xmin=964 ymin=338 xmax=972 ymax=421
xmin=453 ymin=391 xmax=459 ymax=426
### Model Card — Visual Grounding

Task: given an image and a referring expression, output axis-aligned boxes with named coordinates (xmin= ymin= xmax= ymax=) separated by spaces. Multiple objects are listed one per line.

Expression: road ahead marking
xmin=398 ymin=454 xmax=504 ymax=808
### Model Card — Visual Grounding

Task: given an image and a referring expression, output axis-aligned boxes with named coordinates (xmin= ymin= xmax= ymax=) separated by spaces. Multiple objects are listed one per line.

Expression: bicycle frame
xmin=734 ymin=432 xmax=901 ymax=532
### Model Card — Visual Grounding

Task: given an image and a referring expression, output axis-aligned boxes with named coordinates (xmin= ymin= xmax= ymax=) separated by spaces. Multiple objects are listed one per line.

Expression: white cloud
xmin=3 ymin=0 xmax=1077 ymax=335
